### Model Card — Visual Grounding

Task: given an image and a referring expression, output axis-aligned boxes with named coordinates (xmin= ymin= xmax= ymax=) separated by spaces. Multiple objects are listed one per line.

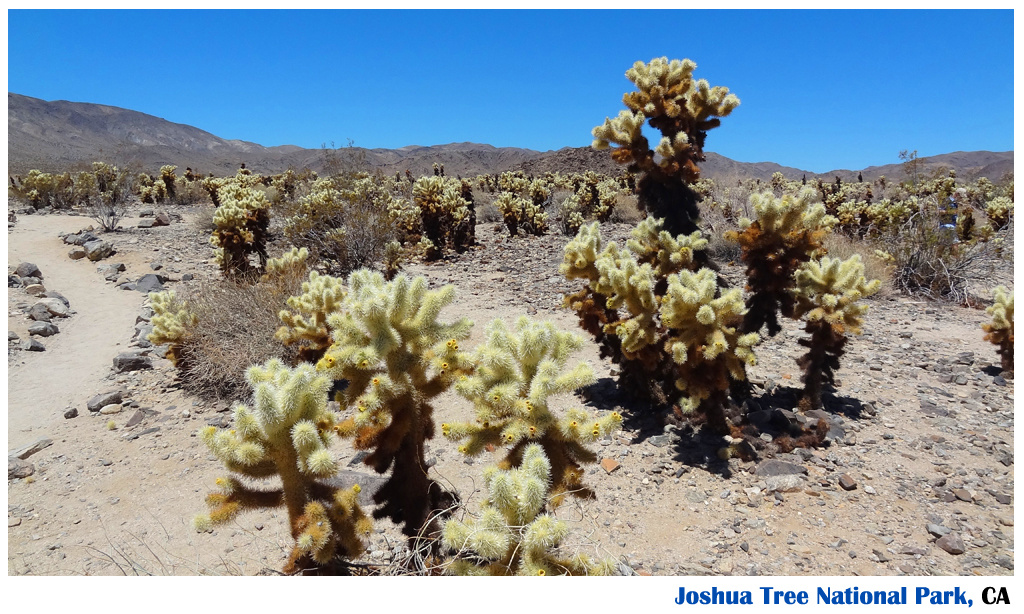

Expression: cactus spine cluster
xmin=442 ymin=316 xmax=621 ymax=506
xmin=441 ymin=444 xmax=615 ymax=576
xmin=194 ymin=359 xmax=371 ymax=574
xmin=316 ymin=271 xmax=472 ymax=542
xmin=791 ymin=255 xmax=881 ymax=410
xmin=982 ymin=286 xmax=1013 ymax=374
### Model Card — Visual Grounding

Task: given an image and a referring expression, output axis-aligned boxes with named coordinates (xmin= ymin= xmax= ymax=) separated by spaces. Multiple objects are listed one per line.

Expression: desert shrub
xmin=281 ymin=174 xmax=403 ymax=276
xmin=820 ymin=232 xmax=892 ymax=297
xmin=89 ymin=165 xmax=137 ymax=231
xmin=149 ymin=274 xmax=303 ymax=400
xmin=985 ymin=196 xmax=1013 ymax=231
xmin=872 ymin=205 xmax=1006 ymax=305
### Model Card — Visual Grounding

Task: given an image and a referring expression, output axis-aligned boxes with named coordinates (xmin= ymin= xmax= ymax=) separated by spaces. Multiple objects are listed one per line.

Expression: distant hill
xmin=7 ymin=93 xmax=1013 ymax=184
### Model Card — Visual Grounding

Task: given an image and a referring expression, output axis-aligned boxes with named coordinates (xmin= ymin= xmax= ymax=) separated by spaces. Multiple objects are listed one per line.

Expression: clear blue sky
xmin=7 ymin=9 xmax=1015 ymax=173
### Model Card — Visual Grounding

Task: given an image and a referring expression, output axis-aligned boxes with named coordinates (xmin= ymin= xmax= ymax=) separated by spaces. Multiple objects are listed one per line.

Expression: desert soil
xmin=6 ymin=204 xmax=1015 ymax=576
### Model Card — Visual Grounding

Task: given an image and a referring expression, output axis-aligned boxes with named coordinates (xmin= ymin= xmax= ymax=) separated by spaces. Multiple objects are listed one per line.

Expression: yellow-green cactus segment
xmin=792 ymin=255 xmax=882 ymax=336
xmin=446 ymin=316 xmax=620 ymax=505
xmin=201 ymin=359 xmax=337 ymax=482
xmin=560 ymin=222 xmax=604 ymax=284
xmin=147 ymin=290 xmax=197 ymax=366
xmin=660 ymin=268 xmax=759 ymax=412
xmin=982 ymin=285 xmax=1013 ymax=372
xmin=209 ymin=181 xmax=270 ymax=271
xmin=276 ymin=271 xmax=347 ymax=357
xmin=441 ymin=444 xmax=615 ymax=576
xmin=592 ymin=244 xmax=659 ymax=354
xmin=737 ymin=187 xmax=836 ymax=239
xmin=262 ymin=246 xmax=309 ymax=281
xmin=626 ymin=216 xmax=708 ymax=278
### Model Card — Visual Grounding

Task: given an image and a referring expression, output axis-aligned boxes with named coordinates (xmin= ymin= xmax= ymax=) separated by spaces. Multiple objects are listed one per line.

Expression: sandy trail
xmin=7 ymin=215 xmax=143 ymax=450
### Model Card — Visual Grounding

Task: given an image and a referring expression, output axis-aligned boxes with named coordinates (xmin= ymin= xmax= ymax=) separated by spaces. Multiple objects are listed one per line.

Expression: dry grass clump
xmin=608 ymin=193 xmax=644 ymax=225
xmin=171 ymin=273 xmax=304 ymax=400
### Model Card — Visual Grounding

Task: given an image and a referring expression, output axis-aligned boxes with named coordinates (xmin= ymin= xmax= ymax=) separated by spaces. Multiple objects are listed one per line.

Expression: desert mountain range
xmin=8 ymin=93 xmax=1014 ymax=182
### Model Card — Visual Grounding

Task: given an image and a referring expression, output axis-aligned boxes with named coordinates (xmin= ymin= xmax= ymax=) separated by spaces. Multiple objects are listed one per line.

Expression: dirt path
xmin=7 ymin=215 xmax=143 ymax=450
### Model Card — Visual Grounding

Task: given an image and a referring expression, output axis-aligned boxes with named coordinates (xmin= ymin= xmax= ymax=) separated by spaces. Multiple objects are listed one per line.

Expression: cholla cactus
xmin=276 ymin=271 xmax=347 ymax=363
xmin=985 ymin=196 xmax=1013 ymax=231
xmin=210 ymin=182 xmax=270 ymax=276
xmin=660 ymin=268 xmax=759 ymax=433
xmin=147 ymin=290 xmax=197 ymax=367
xmin=194 ymin=359 xmax=371 ymax=574
xmin=443 ymin=317 xmax=621 ymax=506
xmin=159 ymin=165 xmax=177 ymax=201
xmin=494 ymin=191 xmax=548 ymax=236
xmin=561 ymin=220 xmax=712 ymax=407
xmin=791 ymin=255 xmax=881 ymax=411
xmin=724 ymin=188 xmax=836 ymax=336
xmin=441 ymin=444 xmax=615 ymax=576
xmin=982 ymin=286 xmax=1013 ymax=374
xmin=316 ymin=271 xmax=473 ymax=542
xmin=261 ymin=246 xmax=309 ymax=283
xmin=412 ymin=175 xmax=471 ymax=260
xmin=592 ymin=57 xmax=739 ymax=236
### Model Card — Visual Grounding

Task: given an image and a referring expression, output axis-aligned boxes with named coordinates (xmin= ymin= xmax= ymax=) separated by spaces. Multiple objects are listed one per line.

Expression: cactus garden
xmin=7 ymin=55 xmax=1014 ymax=580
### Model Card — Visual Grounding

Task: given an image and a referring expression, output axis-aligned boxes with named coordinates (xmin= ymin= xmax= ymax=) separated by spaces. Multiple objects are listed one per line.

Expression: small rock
xmin=838 ymin=473 xmax=857 ymax=490
xmin=63 ymin=407 xmax=79 ymax=419
xmin=926 ymin=523 xmax=951 ymax=538
xmin=150 ymin=262 xmax=163 ymax=271
xmin=154 ymin=211 xmax=172 ymax=226
xmin=84 ymin=239 xmax=114 ymax=262
xmin=600 ymin=458 xmax=620 ymax=474
xmin=755 ymin=459 xmax=808 ymax=477
xmin=11 ymin=438 xmax=53 ymax=459
xmin=134 ymin=274 xmax=166 ymax=293
xmin=27 ymin=321 xmax=59 ymax=337
xmin=764 ymin=474 xmax=804 ymax=493
xmin=113 ymin=353 xmax=153 ymax=373
xmin=20 ymin=338 xmax=45 ymax=352
xmin=99 ymin=404 xmax=123 ymax=415
xmin=27 ymin=304 xmax=52 ymax=322
xmin=181 ymin=273 xmax=194 ymax=282
xmin=935 ymin=533 xmax=965 ymax=555
xmin=68 ymin=246 xmax=87 ymax=260
xmin=952 ymin=488 xmax=973 ymax=502
xmin=35 ymin=298 xmax=70 ymax=318
xmin=8 ymin=457 xmax=35 ymax=479
xmin=87 ymin=390 xmax=124 ymax=412
xmin=872 ymin=549 xmax=890 ymax=562
xmin=137 ymin=219 xmax=156 ymax=228
xmin=14 ymin=262 xmax=42 ymax=279
xmin=8 ymin=331 xmax=19 ymax=342
xmin=24 ymin=283 xmax=46 ymax=297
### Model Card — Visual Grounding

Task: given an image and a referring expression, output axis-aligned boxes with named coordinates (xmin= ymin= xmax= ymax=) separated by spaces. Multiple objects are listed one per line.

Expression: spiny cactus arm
xmin=262 ymin=246 xmax=308 ymax=282
xmin=560 ymin=222 xmax=605 ymax=283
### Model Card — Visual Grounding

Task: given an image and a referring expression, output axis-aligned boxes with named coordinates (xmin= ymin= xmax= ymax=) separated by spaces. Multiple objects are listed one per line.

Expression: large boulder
xmin=27 ymin=304 xmax=52 ymax=322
